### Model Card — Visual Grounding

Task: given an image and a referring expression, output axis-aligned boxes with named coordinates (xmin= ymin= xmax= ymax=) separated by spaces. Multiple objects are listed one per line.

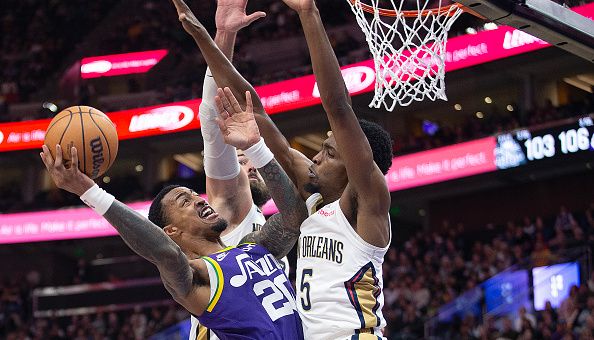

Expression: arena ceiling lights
xmin=80 ymin=50 xmax=168 ymax=79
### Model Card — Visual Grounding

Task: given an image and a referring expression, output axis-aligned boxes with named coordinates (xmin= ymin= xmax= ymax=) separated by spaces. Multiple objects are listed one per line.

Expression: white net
xmin=346 ymin=0 xmax=463 ymax=110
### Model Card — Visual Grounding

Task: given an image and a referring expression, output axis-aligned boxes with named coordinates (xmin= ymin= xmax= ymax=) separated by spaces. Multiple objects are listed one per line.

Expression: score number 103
xmin=522 ymin=127 xmax=593 ymax=161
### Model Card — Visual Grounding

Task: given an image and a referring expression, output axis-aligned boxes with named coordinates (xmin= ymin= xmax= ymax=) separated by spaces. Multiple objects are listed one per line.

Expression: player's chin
xmin=210 ymin=218 xmax=228 ymax=233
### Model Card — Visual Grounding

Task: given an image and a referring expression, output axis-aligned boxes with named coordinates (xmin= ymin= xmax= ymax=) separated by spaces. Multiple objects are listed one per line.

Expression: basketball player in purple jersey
xmin=39 ymin=87 xmax=305 ymax=339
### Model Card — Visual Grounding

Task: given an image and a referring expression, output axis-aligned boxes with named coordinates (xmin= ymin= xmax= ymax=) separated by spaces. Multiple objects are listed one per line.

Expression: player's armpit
xmin=239 ymin=213 xmax=300 ymax=259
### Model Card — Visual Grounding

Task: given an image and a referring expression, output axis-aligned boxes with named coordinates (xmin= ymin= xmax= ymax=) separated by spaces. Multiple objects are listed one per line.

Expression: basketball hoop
xmin=346 ymin=0 xmax=477 ymax=110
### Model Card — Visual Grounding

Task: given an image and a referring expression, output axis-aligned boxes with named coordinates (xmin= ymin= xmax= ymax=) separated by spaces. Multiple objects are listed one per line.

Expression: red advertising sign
xmin=386 ymin=137 xmax=497 ymax=192
xmin=80 ymin=50 xmax=168 ymax=78
xmin=0 ymin=100 xmax=203 ymax=152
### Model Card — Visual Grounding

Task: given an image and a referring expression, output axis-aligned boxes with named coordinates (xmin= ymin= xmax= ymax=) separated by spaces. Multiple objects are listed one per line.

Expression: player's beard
xmin=250 ymin=181 xmax=271 ymax=208
xmin=210 ymin=219 xmax=228 ymax=234
xmin=303 ymin=182 xmax=320 ymax=194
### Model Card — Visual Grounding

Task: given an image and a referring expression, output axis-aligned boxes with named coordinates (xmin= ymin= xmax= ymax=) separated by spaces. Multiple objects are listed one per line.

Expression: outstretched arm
xmin=171 ymin=0 xmax=313 ymax=197
xmin=40 ymin=145 xmax=203 ymax=311
xmin=282 ymin=0 xmax=391 ymax=246
xmin=200 ymin=0 xmax=264 ymax=225
xmin=215 ymin=89 xmax=307 ymax=258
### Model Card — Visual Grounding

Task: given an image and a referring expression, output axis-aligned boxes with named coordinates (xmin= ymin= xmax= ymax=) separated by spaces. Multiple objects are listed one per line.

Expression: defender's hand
xmin=215 ymin=87 xmax=260 ymax=150
xmin=40 ymin=145 xmax=95 ymax=197
xmin=216 ymin=0 xmax=266 ymax=33
xmin=171 ymin=0 xmax=205 ymax=36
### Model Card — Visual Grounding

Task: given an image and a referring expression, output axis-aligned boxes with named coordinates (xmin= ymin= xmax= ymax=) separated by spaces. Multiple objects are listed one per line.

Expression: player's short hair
xmin=148 ymin=185 xmax=182 ymax=228
xmin=359 ymin=119 xmax=393 ymax=175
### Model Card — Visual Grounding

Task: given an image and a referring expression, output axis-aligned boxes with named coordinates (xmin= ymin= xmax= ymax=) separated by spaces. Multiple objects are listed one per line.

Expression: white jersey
xmin=189 ymin=204 xmax=290 ymax=340
xmin=296 ymin=193 xmax=390 ymax=340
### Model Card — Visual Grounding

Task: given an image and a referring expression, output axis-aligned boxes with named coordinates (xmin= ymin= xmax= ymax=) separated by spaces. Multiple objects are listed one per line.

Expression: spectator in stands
xmin=515 ymin=306 xmax=537 ymax=332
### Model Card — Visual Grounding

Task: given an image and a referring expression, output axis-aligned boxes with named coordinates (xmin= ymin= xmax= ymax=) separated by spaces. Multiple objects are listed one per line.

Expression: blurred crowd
xmin=382 ymin=203 xmax=594 ymax=339
xmin=1 ymin=202 xmax=592 ymax=339
xmin=0 ymin=0 xmax=118 ymax=106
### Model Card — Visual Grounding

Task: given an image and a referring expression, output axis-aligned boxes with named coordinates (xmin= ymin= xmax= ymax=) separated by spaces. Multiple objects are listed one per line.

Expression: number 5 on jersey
xmin=300 ymin=269 xmax=313 ymax=311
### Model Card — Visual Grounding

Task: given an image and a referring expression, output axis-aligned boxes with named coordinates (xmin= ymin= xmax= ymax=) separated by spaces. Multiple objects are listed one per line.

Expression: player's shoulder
xmin=236 ymin=242 xmax=269 ymax=258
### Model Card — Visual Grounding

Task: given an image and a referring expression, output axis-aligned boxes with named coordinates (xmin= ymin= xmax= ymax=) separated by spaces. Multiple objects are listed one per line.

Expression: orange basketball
xmin=44 ymin=106 xmax=118 ymax=179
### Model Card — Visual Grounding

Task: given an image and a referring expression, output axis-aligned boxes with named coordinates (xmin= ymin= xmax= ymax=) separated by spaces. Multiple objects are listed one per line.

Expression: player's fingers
xmin=245 ymin=11 xmax=266 ymax=26
xmin=171 ymin=0 xmax=191 ymax=14
xmin=70 ymin=147 xmax=79 ymax=172
xmin=224 ymin=87 xmax=243 ymax=114
xmin=54 ymin=144 xmax=64 ymax=169
xmin=245 ymin=91 xmax=253 ymax=114
xmin=219 ymin=88 xmax=234 ymax=116
xmin=41 ymin=145 xmax=54 ymax=168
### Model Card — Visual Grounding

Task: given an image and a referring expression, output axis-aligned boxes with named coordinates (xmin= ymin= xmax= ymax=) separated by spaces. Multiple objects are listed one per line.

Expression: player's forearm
xmin=102 ymin=200 xmax=194 ymax=298
xmin=104 ymin=201 xmax=185 ymax=266
xmin=214 ymin=30 xmax=237 ymax=60
xmin=187 ymin=22 xmax=264 ymax=114
xmin=297 ymin=7 xmax=352 ymax=113
xmin=259 ymin=158 xmax=307 ymax=233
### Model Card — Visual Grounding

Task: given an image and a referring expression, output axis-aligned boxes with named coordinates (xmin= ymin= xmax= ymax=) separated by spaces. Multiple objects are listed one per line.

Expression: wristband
xmin=80 ymin=184 xmax=115 ymax=215
xmin=243 ymin=138 xmax=274 ymax=169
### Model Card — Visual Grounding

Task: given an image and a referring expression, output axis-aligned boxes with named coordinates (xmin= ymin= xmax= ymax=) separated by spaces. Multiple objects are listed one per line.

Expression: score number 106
xmin=524 ymin=128 xmax=593 ymax=161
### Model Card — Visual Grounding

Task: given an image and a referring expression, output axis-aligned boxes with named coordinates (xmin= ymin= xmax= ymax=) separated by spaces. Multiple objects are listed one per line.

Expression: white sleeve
xmin=200 ymin=68 xmax=240 ymax=180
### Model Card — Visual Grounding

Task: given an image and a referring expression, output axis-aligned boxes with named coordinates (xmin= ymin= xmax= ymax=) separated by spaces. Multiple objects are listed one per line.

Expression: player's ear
xmin=163 ymin=224 xmax=180 ymax=237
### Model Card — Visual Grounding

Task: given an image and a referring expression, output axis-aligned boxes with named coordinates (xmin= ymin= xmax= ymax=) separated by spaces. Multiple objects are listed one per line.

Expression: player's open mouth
xmin=198 ymin=205 xmax=218 ymax=220
xmin=308 ymin=166 xmax=317 ymax=178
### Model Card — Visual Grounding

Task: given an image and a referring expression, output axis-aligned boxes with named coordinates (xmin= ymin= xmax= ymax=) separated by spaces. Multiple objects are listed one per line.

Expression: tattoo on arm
xmin=103 ymin=200 xmax=195 ymax=299
xmin=240 ymin=159 xmax=306 ymax=258
xmin=259 ymin=159 xmax=307 ymax=234
xmin=239 ymin=214 xmax=300 ymax=259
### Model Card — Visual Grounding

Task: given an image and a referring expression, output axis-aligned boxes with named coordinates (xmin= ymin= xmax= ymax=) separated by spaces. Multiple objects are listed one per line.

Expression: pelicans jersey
xmin=296 ymin=193 xmax=390 ymax=340
xmin=189 ymin=205 xmax=290 ymax=340
xmin=195 ymin=244 xmax=303 ymax=339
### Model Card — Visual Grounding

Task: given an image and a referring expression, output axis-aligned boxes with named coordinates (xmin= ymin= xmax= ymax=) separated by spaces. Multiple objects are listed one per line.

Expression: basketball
xmin=44 ymin=105 xmax=118 ymax=179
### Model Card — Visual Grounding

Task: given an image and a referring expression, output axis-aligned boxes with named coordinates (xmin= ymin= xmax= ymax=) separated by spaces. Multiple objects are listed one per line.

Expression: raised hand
xmin=215 ymin=87 xmax=261 ymax=150
xmin=40 ymin=145 xmax=95 ymax=197
xmin=216 ymin=0 xmax=266 ymax=33
xmin=280 ymin=0 xmax=315 ymax=13
xmin=171 ymin=0 xmax=205 ymax=36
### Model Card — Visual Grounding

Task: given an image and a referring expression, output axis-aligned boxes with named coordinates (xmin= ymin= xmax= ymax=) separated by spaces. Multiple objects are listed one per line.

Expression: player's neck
xmin=320 ymin=187 xmax=344 ymax=205
xmin=182 ymin=237 xmax=225 ymax=259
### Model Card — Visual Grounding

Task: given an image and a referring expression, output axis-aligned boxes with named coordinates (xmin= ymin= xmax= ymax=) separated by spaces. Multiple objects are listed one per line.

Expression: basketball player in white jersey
xmin=171 ymin=0 xmax=393 ymax=337
xmin=177 ymin=1 xmax=287 ymax=339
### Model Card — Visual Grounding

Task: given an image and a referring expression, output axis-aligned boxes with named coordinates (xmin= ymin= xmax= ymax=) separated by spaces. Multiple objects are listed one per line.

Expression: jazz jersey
xmin=189 ymin=204 xmax=290 ymax=340
xmin=296 ymin=193 xmax=390 ymax=340
xmin=196 ymin=243 xmax=303 ymax=339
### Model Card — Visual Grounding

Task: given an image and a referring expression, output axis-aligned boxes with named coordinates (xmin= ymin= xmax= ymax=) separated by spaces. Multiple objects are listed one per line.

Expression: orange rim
xmin=348 ymin=0 xmax=479 ymax=18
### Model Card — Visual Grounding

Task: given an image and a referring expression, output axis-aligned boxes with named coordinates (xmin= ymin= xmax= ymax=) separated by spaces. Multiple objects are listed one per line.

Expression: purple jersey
xmin=197 ymin=243 xmax=303 ymax=340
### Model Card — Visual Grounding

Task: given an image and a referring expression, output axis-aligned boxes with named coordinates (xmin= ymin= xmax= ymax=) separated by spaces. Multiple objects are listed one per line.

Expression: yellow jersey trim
xmin=202 ymin=256 xmax=224 ymax=312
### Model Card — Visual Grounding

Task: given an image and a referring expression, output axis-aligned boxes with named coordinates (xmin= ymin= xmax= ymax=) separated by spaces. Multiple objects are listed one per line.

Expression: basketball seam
xmin=57 ymin=109 xmax=74 ymax=146
xmin=46 ymin=114 xmax=72 ymax=138
xmin=88 ymin=109 xmax=113 ymax=170
xmin=79 ymin=106 xmax=87 ymax=176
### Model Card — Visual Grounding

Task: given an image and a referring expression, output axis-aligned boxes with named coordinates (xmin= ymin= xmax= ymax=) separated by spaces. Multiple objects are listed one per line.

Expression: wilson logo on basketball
xmin=89 ymin=137 xmax=105 ymax=179
xmin=312 ymin=66 xmax=375 ymax=98
xmin=128 ymin=106 xmax=194 ymax=132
